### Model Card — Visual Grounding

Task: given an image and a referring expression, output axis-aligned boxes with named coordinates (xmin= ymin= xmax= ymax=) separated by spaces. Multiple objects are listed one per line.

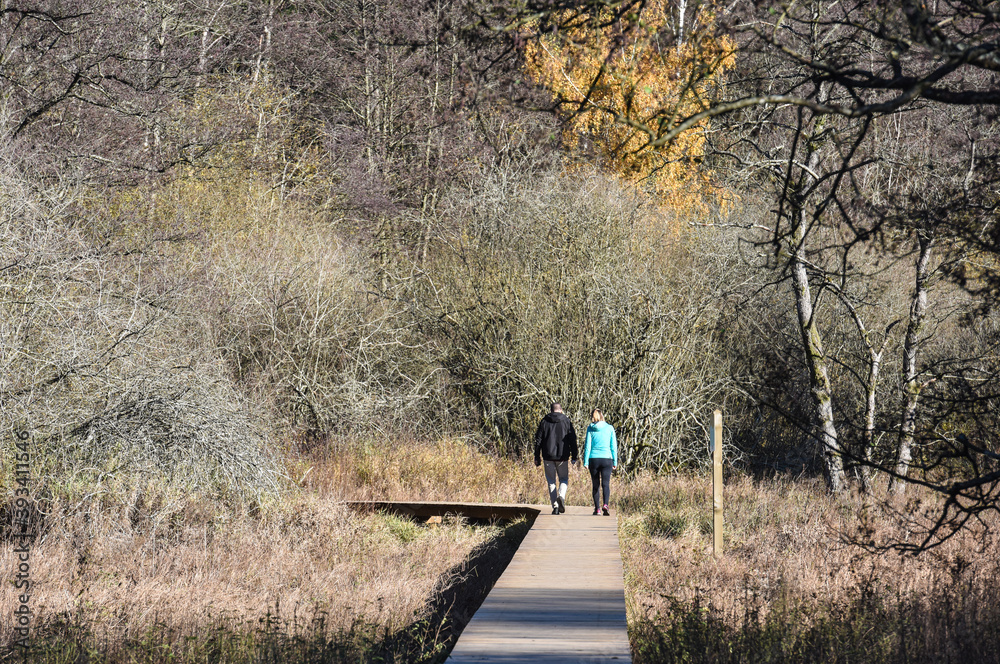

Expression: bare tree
xmin=406 ymin=162 xmax=743 ymax=469
xmin=0 ymin=137 xmax=284 ymax=499
xmin=485 ymin=0 xmax=1000 ymax=511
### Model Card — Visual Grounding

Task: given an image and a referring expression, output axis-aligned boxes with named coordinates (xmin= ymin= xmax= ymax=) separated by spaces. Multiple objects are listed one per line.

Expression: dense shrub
xmin=407 ymin=165 xmax=745 ymax=470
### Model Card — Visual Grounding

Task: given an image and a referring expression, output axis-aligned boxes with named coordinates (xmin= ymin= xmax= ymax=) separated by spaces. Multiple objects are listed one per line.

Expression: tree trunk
xmin=860 ymin=346 xmax=883 ymax=493
xmin=889 ymin=232 xmax=933 ymax=494
xmin=676 ymin=0 xmax=687 ymax=48
xmin=252 ymin=0 xmax=274 ymax=85
xmin=826 ymin=279 xmax=889 ymax=493
xmin=791 ymin=213 xmax=846 ymax=494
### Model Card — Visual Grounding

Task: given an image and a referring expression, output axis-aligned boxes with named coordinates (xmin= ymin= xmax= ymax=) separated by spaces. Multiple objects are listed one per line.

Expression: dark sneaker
xmin=552 ymin=507 xmax=559 ymax=515
xmin=593 ymin=508 xmax=600 ymax=516
xmin=557 ymin=496 xmax=566 ymax=513
xmin=602 ymin=505 xmax=610 ymax=516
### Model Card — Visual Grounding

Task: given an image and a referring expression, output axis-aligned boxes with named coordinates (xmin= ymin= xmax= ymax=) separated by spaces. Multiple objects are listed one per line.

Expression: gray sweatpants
xmin=543 ymin=459 xmax=569 ymax=508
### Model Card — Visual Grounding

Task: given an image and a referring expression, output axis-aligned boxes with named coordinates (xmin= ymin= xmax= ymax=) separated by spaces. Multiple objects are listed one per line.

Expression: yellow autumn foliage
xmin=523 ymin=2 xmax=736 ymax=215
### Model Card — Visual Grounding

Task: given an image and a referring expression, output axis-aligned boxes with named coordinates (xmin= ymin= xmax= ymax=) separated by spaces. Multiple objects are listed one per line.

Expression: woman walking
xmin=583 ymin=408 xmax=617 ymax=515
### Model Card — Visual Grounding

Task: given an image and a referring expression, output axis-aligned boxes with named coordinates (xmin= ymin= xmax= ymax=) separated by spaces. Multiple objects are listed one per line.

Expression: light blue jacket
xmin=583 ymin=421 xmax=617 ymax=467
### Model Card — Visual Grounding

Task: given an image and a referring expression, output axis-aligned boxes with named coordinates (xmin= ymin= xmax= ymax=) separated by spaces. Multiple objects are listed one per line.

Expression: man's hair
xmin=551 ymin=402 xmax=562 ymax=413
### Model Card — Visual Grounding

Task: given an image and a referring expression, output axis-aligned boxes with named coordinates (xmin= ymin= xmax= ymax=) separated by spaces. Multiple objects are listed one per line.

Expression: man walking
xmin=534 ymin=403 xmax=579 ymax=515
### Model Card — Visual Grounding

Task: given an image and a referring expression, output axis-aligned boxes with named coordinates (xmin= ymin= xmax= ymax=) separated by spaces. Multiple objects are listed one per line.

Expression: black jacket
xmin=534 ymin=412 xmax=578 ymax=464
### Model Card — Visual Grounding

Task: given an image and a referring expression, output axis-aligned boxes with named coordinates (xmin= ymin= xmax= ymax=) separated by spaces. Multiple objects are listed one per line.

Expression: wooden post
xmin=711 ymin=409 xmax=723 ymax=558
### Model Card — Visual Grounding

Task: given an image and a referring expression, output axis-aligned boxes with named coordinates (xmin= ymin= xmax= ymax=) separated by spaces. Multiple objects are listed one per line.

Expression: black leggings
xmin=589 ymin=458 xmax=614 ymax=508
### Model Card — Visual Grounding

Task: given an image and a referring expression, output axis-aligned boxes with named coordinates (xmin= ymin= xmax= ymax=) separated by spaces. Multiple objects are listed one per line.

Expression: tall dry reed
xmin=0 ymin=481 xmax=502 ymax=659
xmin=618 ymin=473 xmax=1000 ymax=663
xmin=298 ymin=436 xmax=598 ymax=507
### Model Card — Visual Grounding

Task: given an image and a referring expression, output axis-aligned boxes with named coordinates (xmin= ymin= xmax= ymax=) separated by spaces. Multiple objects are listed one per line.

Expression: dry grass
xmin=0 ymin=480 xmax=503 ymax=659
xmin=618 ymin=472 xmax=1000 ymax=663
xmin=7 ymin=438 xmax=998 ymax=663
xmin=297 ymin=436 xmax=599 ymax=507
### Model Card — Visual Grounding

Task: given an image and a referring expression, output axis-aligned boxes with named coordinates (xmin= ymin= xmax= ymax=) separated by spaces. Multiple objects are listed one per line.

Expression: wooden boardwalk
xmin=447 ymin=505 xmax=632 ymax=663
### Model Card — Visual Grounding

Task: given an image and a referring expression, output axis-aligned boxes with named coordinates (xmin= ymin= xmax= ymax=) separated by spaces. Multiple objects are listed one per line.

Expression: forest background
xmin=2 ymin=0 xmax=1000 ymax=661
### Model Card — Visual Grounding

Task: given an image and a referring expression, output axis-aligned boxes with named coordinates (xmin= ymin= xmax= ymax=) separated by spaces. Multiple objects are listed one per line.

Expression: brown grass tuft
xmin=618 ymin=472 xmax=1000 ymax=663
xmin=0 ymin=483 xmax=501 ymax=653
xmin=299 ymin=436 xmax=599 ymax=507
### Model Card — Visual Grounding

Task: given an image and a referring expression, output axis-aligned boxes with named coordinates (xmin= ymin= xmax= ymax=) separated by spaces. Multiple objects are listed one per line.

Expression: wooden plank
xmin=447 ymin=505 xmax=632 ymax=663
